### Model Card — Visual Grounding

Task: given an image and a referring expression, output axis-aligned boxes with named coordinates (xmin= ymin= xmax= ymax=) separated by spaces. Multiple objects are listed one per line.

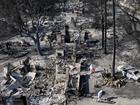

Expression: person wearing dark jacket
xmin=84 ymin=31 xmax=89 ymax=42
xmin=65 ymin=25 xmax=70 ymax=43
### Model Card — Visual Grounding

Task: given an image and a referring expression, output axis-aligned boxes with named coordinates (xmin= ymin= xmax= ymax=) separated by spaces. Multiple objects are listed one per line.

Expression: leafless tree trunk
xmin=112 ymin=0 xmax=116 ymax=77
xmin=101 ymin=0 xmax=104 ymax=48
xmin=35 ymin=34 xmax=43 ymax=56
xmin=104 ymin=0 xmax=107 ymax=54
xmin=20 ymin=17 xmax=45 ymax=56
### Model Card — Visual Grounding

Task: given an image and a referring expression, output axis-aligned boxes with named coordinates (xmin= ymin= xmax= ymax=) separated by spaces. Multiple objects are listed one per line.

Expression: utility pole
xmin=104 ymin=0 xmax=107 ymax=54
xmin=112 ymin=0 xmax=116 ymax=77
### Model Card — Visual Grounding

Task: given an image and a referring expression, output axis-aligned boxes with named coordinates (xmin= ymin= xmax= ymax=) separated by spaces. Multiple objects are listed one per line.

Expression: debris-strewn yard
xmin=1 ymin=0 xmax=140 ymax=105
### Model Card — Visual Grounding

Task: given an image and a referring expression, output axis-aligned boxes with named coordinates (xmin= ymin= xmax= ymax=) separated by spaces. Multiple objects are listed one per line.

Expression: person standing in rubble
xmin=5 ymin=42 xmax=11 ymax=50
xmin=84 ymin=31 xmax=89 ymax=43
xmin=21 ymin=57 xmax=31 ymax=75
xmin=71 ymin=17 xmax=76 ymax=28
xmin=65 ymin=25 xmax=70 ymax=43
xmin=82 ymin=7 xmax=85 ymax=15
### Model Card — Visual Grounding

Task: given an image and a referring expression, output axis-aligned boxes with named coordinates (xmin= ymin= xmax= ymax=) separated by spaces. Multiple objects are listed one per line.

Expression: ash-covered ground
xmin=0 ymin=0 xmax=140 ymax=105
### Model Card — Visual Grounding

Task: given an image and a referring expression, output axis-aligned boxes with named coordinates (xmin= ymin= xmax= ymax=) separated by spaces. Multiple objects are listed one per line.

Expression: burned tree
xmin=20 ymin=17 xmax=46 ymax=56
xmin=104 ymin=0 xmax=107 ymax=54
xmin=100 ymin=0 xmax=108 ymax=53
xmin=101 ymin=0 xmax=105 ymax=49
xmin=112 ymin=0 xmax=116 ymax=77
xmin=18 ymin=0 xmax=51 ymax=56
xmin=0 ymin=0 xmax=61 ymax=56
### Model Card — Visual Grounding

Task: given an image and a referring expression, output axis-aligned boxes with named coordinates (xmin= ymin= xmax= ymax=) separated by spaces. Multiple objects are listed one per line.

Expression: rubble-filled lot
xmin=1 ymin=1 xmax=140 ymax=105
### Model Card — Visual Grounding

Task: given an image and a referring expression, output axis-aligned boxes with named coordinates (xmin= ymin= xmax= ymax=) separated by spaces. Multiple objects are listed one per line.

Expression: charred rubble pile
xmin=1 ymin=27 xmax=138 ymax=104
xmin=0 ymin=26 xmax=102 ymax=105
xmin=0 ymin=9 xmax=131 ymax=104
xmin=0 ymin=56 xmax=60 ymax=105
xmin=1 ymin=1 xmax=140 ymax=104
xmin=0 ymin=40 xmax=31 ymax=58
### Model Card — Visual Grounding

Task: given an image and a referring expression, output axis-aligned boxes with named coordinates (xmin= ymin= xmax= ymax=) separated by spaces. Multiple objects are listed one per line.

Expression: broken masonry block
xmin=56 ymin=49 xmax=65 ymax=58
